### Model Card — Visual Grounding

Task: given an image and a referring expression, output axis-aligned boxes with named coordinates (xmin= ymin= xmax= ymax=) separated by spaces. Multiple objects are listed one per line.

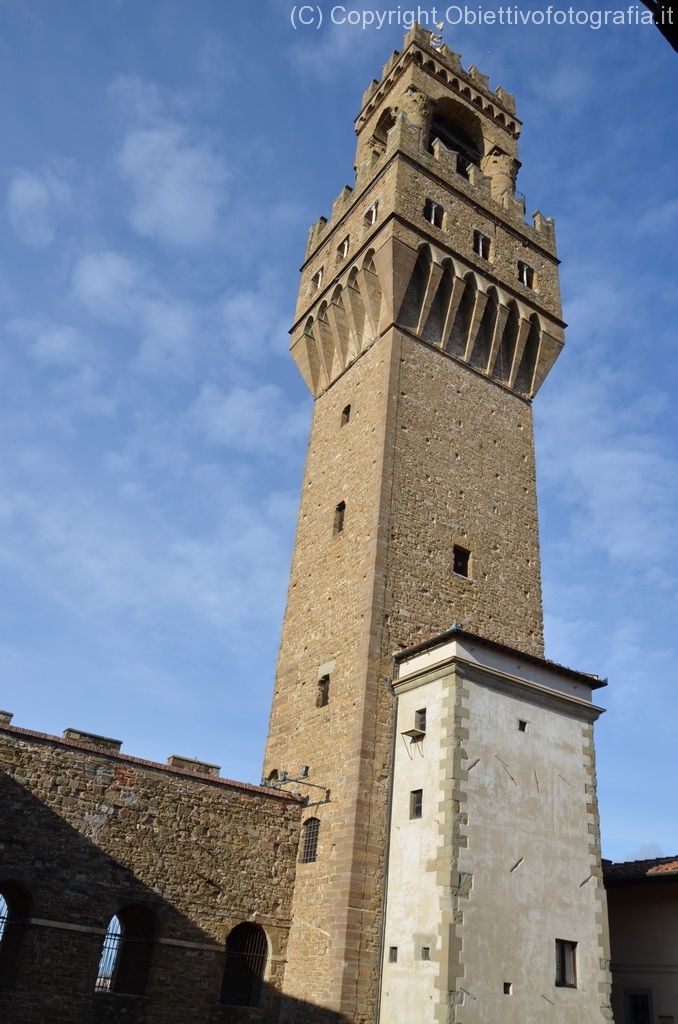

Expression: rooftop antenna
xmin=475 ymin=50 xmax=492 ymax=69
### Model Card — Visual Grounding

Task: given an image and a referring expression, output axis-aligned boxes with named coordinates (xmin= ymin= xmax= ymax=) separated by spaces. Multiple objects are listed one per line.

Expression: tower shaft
xmin=265 ymin=24 xmax=565 ymax=1022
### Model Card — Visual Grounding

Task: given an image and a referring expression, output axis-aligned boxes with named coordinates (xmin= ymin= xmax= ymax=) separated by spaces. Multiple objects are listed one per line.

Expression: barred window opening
xmin=220 ymin=923 xmax=267 ymax=1006
xmin=300 ymin=817 xmax=320 ymax=863
xmin=95 ymin=915 xmax=122 ymax=992
xmin=95 ymin=906 xmax=156 ymax=996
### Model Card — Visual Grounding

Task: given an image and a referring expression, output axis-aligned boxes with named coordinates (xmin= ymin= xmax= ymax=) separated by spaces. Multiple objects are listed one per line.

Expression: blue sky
xmin=0 ymin=1 xmax=675 ymax=862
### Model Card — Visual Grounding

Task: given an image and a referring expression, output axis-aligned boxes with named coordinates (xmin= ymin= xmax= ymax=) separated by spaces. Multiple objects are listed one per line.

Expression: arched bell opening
xmin=428 ymin=100 xmax=483 ymax=179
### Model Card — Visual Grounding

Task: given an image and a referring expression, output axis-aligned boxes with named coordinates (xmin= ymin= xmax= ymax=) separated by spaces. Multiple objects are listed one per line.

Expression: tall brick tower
xmin=264 ymin=24 xmax=570 ymax=1023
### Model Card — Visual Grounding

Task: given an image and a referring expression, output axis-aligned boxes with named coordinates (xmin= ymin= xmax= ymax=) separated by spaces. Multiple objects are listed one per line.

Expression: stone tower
xmin=264 ymin=23 xmax=573 ymax=1023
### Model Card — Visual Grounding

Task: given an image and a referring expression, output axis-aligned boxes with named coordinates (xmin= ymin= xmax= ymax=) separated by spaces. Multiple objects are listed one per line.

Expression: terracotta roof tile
xmin=604 ymin=856 xmax=678 ymax=886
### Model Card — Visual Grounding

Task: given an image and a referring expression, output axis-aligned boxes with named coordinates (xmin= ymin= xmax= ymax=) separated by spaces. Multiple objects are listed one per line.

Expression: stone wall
xmin=0 ymin=719 xmax=302 ymax=1024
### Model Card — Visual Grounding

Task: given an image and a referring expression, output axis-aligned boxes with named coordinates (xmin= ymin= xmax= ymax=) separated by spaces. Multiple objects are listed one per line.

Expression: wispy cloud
xmin=191 ymin=382 xmax=310 ymax=457
xmin=71 ymin=249 xmax=200 ymax=379
xmin=112 ymin=75 xmax=228 ymax=247
xmin=6 ymin=167 xmax=71 ymax=247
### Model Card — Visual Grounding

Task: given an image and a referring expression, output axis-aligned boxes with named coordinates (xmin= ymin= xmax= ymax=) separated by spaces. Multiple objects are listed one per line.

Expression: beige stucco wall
xmin=380 ymin=640 xmax=612 ymax=1023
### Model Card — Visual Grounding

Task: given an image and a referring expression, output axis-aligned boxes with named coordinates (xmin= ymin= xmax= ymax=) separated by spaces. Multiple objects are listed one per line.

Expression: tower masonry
xmin=264 ymin=24 xmax=609 ymax=1024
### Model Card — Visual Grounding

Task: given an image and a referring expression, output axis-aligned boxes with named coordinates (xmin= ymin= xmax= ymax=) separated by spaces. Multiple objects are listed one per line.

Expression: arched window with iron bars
xmin=95 ymin=905 xmax=156 ymax=996
xmin=219 ymin=922 xmax=268 ymax=1006
xmin=0 ymin=882 xmax=31 ymax=984
xmin=300 ymin=817 xmax=320 ymax=863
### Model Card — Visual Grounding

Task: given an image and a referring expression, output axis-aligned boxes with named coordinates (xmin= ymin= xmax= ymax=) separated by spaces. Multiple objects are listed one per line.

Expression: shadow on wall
xmin=0 ymin=771 xmax=340 ymax=1024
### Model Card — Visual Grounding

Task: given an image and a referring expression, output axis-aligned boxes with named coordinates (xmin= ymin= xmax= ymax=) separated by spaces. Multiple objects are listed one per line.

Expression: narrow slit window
xmin=311 ymin=267 xmax=324 ymax=290
xmin=337 ymin=236 xmax=350 ymax=259
xmin=473 ymin=230 xmax=490 ymax=259
xmin=423 ymin=198 xmax=444 ymax=228
xmin=341 ymin=404 xmax=351 ymax=426
xmin=333 ymin=501 xmax=346 ymax=534
xmin=300 ymin=817 xmax=320 ymax=863
xmin=518 ymin=261 xmax=534 ymax=288
xmin=316 ymin=675 xmax=330 ymax=708
xmin=555 ymin=939 xmax=577 ymax=988
xmin=365 ymin=202 xmax=379 ymax=226
xmin=410 ymin=789 xmax=423 ymax=819
xmin=453 ymin=545 xmax=470 ymax=578
xmin=388 ymin=946 xmax=398 ymax=963
xmin=503 ymin=982 xmax=512 ymax=995
xmin=421 ymin=946 xmax=431 ymax=961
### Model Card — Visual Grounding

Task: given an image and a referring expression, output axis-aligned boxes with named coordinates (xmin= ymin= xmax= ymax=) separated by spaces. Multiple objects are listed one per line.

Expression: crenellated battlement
xmin=357 ymin=24 xmax=518 ymax=136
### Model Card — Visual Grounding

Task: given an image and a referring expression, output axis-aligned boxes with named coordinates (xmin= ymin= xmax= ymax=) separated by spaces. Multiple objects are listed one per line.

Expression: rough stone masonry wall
xmin=385 ymin=330 xmax=544 ymax=656
xmin=264 ymin=333 xmax=396 ymax=1022
xmin=0 ymin=723 xmax=301 ymax=1024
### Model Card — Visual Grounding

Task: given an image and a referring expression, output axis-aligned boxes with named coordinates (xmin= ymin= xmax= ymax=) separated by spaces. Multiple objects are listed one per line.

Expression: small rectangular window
xmin=421 ymin=946 xmax=431 ymax=961
xmin=555 ymin=939 xmax=577 ymax=988
xmin=364 ymin=203 xmax=378 ymax=226
xmin=409 ymin=789 xmax=423 ymax=819
xmin=388 ymin=946 xmax=398 ymax=963
xmin=473 ymin=230 xmax=490 ymax=259
xmin=423 ymin=198 xmax=444 ymax=228
xmin=333 ymin=501 xmax=345 ymax=534
xmin=337 ymin=236 xmax=350 ymax=259
xmin=518 ymin=261 xmax=534 ymax=288
xmin=414 ymin=708 xmax=427 ymax=733
xmin=503 ymin=982 xmax=512 ymax=995
xmin=316 ymin=675 xmax=330 ymax=708
xmin=453 ymin=545 xmax=470 ymax=578
xmin=518 ymin=719 xmax=529 ymax=733
xmin=341 ymin=404 xmax=351 ymax=426
xmin=311 ymin=267 xmax=324 ymax=290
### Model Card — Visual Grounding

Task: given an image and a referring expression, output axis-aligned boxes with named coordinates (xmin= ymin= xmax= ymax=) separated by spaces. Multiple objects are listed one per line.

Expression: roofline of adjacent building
xmin=392 ymin=623 xmax=607 ymax=689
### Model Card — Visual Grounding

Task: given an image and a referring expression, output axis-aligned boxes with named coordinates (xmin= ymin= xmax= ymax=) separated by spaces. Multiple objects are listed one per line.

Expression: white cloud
xmin=6 ymin=168 xmax=71 ymax=247
xmin=30 ymin=325 xmax=88 ymax=367
xmin=71 ymin=249 xmax=199 ymax=379
xmin=135 ymin=299 xmax=196 ymax=378
xmin=112 ymin=75 xmax=228 ymax=247
xmin=221 ymin=278 xmax=291 ymax=361
xmin=191 ymin=382 xmax=310 ymax=457
xmin=636 ymin=198 xmax=678 ymax=235
xmin=290 ymin=24 xmax=382 ymax=82
xmin=620 ymin=842 xmax=665 ymax=862
xmin=538 ymin=371 xmax=678 ymax=571
xmin=72 ymin=250 xmax=138 ymax=321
